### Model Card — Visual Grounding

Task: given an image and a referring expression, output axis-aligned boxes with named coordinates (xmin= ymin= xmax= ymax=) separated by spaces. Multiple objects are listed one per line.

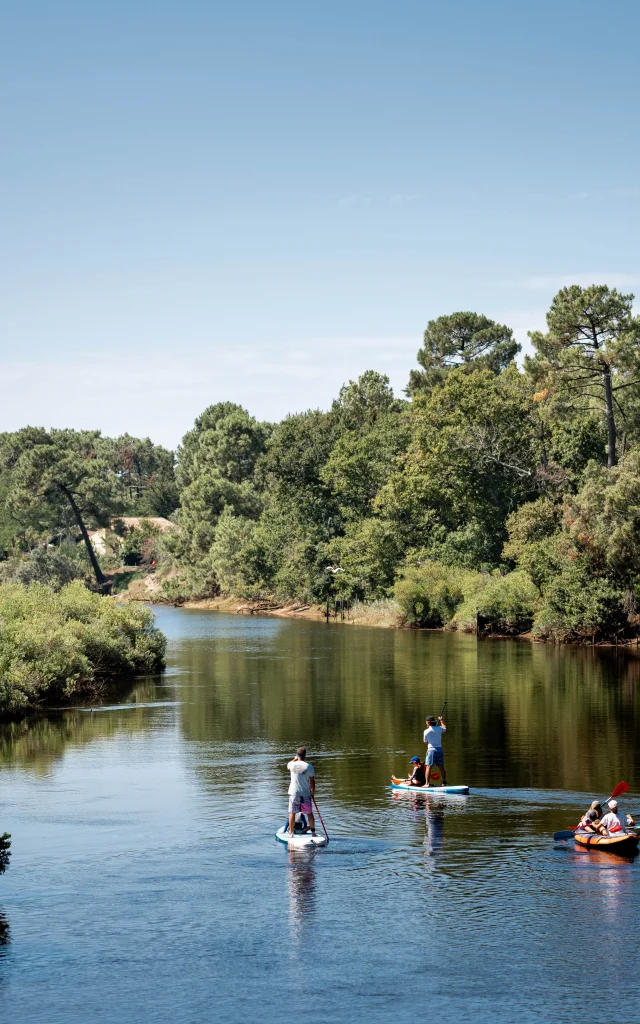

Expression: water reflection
xmin=0 ymin=911 xmax=9 ymax=953
xmin=286 ymin=850 xmax=317 ymax=943
xmin=0 ymin=678 xmax=170 ymax=774
xmin=171 ymin=615 xmax=640 ymax=796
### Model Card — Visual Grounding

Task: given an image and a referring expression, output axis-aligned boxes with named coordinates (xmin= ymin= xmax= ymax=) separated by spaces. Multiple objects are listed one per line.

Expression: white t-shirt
xmin=600 ymin=811 xmax=627 ymax=834
xmin=287 ymin=759 xmax=315 ymax=801
xmin=423 ymin=725 xmax=446 ymax=749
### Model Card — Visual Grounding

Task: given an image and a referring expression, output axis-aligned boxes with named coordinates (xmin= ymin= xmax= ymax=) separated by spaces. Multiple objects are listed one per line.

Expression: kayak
xmin=574 ymin=830 xmax=639 ymax=856
xmin=275 ymin=827 xmax=328 ymax=848
xmin=391 ymin=778 xmax=470 ymax=795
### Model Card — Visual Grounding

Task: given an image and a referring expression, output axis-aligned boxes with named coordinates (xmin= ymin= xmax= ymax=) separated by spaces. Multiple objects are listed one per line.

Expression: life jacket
xmin=412 ymin=764 xmax=426 ymax=786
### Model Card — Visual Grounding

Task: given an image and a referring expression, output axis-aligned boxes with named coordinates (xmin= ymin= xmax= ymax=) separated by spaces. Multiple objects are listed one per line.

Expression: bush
xmin=0 ymin=582 xmax=166 ymax=713
xmin=0 ymin=546 xmax=89 ymax=590
xmin=533 ymin=562 xmax=625 ymax=642
xmin=452 ymin=570 xmax=539 ymax=634
xmin=393 ymin=562 xmax=479 ymax=627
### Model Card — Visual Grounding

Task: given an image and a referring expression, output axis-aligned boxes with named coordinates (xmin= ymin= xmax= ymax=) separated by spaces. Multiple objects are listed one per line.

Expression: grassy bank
xmin=0 ymin=582 xmax=166 ymax=714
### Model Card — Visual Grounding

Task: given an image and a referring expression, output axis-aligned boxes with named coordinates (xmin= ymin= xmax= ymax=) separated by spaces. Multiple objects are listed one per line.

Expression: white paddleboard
xmin=275 ymin=827 xmax=328 ymax=848
xmin=391 ymin=781 xmax=470 ymax=795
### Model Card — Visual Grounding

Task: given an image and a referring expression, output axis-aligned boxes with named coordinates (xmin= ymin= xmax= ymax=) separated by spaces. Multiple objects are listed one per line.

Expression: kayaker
xmin=577 ymin=801 xmax=603 ymax=833
xmin=599 ymin=799 xmax=635 ymax=835
xmin=401 ymin=756 xmax=426 ymax=787
xmin=287 ymin=747 xmax=317 ymax=838
xmin=423 ymin=714 xmax=447 ymax=787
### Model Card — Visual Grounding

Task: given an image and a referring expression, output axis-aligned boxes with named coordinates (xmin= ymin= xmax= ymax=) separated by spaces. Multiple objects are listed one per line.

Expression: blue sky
xmin=2 ymin=0 xmax=639 ymax=448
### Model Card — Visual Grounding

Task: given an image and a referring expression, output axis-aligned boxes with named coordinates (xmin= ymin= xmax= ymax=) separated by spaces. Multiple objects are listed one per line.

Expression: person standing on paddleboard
xmin=423 ymin=715 xmax=447 ymax=787
xmin=287 ymin=747 xmax=317 ymax=838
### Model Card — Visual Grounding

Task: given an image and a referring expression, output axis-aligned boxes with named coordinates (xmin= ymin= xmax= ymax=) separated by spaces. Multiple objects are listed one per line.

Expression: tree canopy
xmin=4 ymin=287 xmax=640 ymax=642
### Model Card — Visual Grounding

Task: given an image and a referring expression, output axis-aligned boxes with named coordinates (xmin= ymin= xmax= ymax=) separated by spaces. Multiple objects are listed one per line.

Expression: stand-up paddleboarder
xmin=287 ymin=747 xmax=317 ymax=837
xmin=423 ymin=715 xmax=447 ymax=787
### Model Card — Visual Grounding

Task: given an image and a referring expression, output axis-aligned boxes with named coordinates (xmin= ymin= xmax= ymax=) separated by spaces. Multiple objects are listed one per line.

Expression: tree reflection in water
xmin=0 ymin=911 xmax=10 ymax=955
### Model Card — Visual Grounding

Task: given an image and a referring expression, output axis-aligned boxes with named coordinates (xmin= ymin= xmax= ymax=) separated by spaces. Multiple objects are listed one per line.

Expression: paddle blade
xmin=553 ymin=830 xmax=575 ymax=841
xmin=610 ymin=781 xmax=629 ymax=800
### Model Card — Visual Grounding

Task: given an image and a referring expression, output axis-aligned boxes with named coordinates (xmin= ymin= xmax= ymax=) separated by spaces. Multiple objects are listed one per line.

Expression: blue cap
xmin=410 ymin=756 xmax=420 ymax=763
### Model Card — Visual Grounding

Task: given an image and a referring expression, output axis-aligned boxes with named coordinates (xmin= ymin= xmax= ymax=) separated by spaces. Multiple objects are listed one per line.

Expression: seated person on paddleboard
xmin=287 ymin=747 xmax=317 ymax=837
xmin=598 ymin=799 xmax=635 ymax=835
xmin=399 ymin=756 xmax=426 ymax=787
xmin=423 ymin=715 xmax=447 ymax=787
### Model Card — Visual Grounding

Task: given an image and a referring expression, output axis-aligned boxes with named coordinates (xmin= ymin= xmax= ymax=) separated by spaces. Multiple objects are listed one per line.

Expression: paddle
xmin=553 ymin=781 xmax=630 ymax=840
xmin=312 ymin=796 xmax=329 ymax=842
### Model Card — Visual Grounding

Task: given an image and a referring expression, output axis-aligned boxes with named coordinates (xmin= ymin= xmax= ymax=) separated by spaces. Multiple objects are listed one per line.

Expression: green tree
xmin=0 ymin=429 xmax=124 ymax=587
xmin=379 ymin=367 xmax=537 ymax=566
xmin=177 ymin=403 xmax=270 ymax=489
xmin=109 ymin=435 xmax=178 ymax=517
xmin=173 ymin=404 xmax=268 ymax=570
xmin=408 ymin=312 xmax=519 ymax=395
xmin=332 ymin=370 xmax=403 ymax=428
xmin=526 ymin=285 xmax=640 ymax=468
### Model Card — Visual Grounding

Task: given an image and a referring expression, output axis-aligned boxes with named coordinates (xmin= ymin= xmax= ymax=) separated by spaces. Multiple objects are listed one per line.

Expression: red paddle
xmin=312 ymin=796 xmax=329 ymax=842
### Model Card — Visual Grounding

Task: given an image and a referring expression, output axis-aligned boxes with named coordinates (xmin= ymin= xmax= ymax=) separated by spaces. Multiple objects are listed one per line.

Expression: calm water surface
xmin=2 ymin=608 xmax=640 ymax=1023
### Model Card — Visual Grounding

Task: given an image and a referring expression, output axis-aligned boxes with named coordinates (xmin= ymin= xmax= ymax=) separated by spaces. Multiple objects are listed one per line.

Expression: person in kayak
xmin=423 ymin=714 xmax=447 ymax=787
xmin=599 ymin=799 xmax=635 ymax=835
xmin=287 ymin=747 xmax=317 ymax=838
xmin=577 ymin=801 xmax=603 ymax=833
xmin=400 ymin=756 xmax=426 ymax=787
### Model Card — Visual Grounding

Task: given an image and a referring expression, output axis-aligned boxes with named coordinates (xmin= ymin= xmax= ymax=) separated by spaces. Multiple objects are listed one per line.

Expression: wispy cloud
xmin=336 ymin=193 xmax=373 ymax=209
xmin=1 ymin=335 xmax=420 ymax=447
xmin=389 ymin=193 xmax=418 ymax=206
xmin=496 ymin=272 xmax=640 ymax=290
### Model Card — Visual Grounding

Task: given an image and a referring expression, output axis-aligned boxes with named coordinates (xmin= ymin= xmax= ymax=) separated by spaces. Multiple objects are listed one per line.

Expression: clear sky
xmin=2 ymin=0 xmax=639 ymax=448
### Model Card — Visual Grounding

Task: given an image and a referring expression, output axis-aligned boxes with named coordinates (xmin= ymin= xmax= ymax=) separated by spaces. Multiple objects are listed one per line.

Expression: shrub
xmin=0 ymin=582 xmax=166 ymax=713
xmin=393 ymin=562 xmax=479 ymax=627
xmin=452 ymin=570 xmax=539 ymax=634
xmin=0 ymin=546 xmax=89 ymax=590
xmin=533 ymin=562 xmax=625 ymax=642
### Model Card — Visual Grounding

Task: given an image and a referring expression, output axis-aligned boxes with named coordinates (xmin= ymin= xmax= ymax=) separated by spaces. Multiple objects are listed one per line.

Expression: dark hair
xmin=426 ymin=716 xmax=436 ymax=725
xmin=297 ymin=746 xmax=307 ymax=758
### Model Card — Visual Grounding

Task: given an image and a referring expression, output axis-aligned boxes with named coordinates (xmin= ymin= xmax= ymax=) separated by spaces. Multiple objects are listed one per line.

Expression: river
xmin=1 ymin=607 xmax=640 ymax=1023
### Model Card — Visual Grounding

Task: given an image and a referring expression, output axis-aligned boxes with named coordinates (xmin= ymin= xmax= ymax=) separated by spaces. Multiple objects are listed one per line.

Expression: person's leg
xmin=425 ymin=750 xmax=434 ymax=786
xmin=308 ymin=812 xmax=316 ymax=835
xmin=288 ymin=797 xmax=300 ymax=836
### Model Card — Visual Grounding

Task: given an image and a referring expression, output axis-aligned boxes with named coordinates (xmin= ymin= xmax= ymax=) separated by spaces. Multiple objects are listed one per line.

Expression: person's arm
xmin=439 ymin=717 xmax=446 ymax=731
xmin=627 ymin=814 xmax=636 ymax=826
xmin=310 ymin=775 xmax=315 ymax=797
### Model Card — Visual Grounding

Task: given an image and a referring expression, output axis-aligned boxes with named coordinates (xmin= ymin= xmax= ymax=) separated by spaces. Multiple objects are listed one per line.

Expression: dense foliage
xmin=0 ymin=583 xmax=166 ymax=712
xmin=2 ymin=283 xmax=640 ymax=642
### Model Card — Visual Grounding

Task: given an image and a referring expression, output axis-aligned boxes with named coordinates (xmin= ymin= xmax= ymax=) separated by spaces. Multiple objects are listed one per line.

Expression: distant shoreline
xmin=120 ymin=577 xmax=640 ymax=648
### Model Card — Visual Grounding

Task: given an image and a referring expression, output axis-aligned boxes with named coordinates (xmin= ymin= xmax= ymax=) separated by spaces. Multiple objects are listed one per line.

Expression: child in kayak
xmin=400 ymin=756 xmax=426 ymax=787
xmin=599 ymin=799 xmax=635 ymax=835
xmin=287 ymin=747 xmax=317 ymax=838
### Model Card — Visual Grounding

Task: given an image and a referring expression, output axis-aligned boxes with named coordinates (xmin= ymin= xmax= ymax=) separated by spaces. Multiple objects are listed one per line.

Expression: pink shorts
xmin=289 ymin=795 xmax=313 ymax=815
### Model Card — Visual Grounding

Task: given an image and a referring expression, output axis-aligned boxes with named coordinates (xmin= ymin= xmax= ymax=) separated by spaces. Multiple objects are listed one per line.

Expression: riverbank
xmin=121 ymin=571 xmax=400 ymax=628
xmin=118 ymin=570 xmax=640 ymax=647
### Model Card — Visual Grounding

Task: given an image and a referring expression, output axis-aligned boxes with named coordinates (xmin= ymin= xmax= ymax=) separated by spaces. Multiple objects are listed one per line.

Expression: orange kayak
xmin=574 ymin=830 xmax=639 ymax=856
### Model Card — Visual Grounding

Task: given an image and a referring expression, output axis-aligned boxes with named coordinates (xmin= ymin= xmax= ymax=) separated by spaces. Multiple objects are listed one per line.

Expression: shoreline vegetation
xmin=0 ymin=582 xmax=166 ymax=715
xmin=3 ymin=286 xmax=640 ymax=654
xmin=120 ymin=572 xmax=640 ymax=647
